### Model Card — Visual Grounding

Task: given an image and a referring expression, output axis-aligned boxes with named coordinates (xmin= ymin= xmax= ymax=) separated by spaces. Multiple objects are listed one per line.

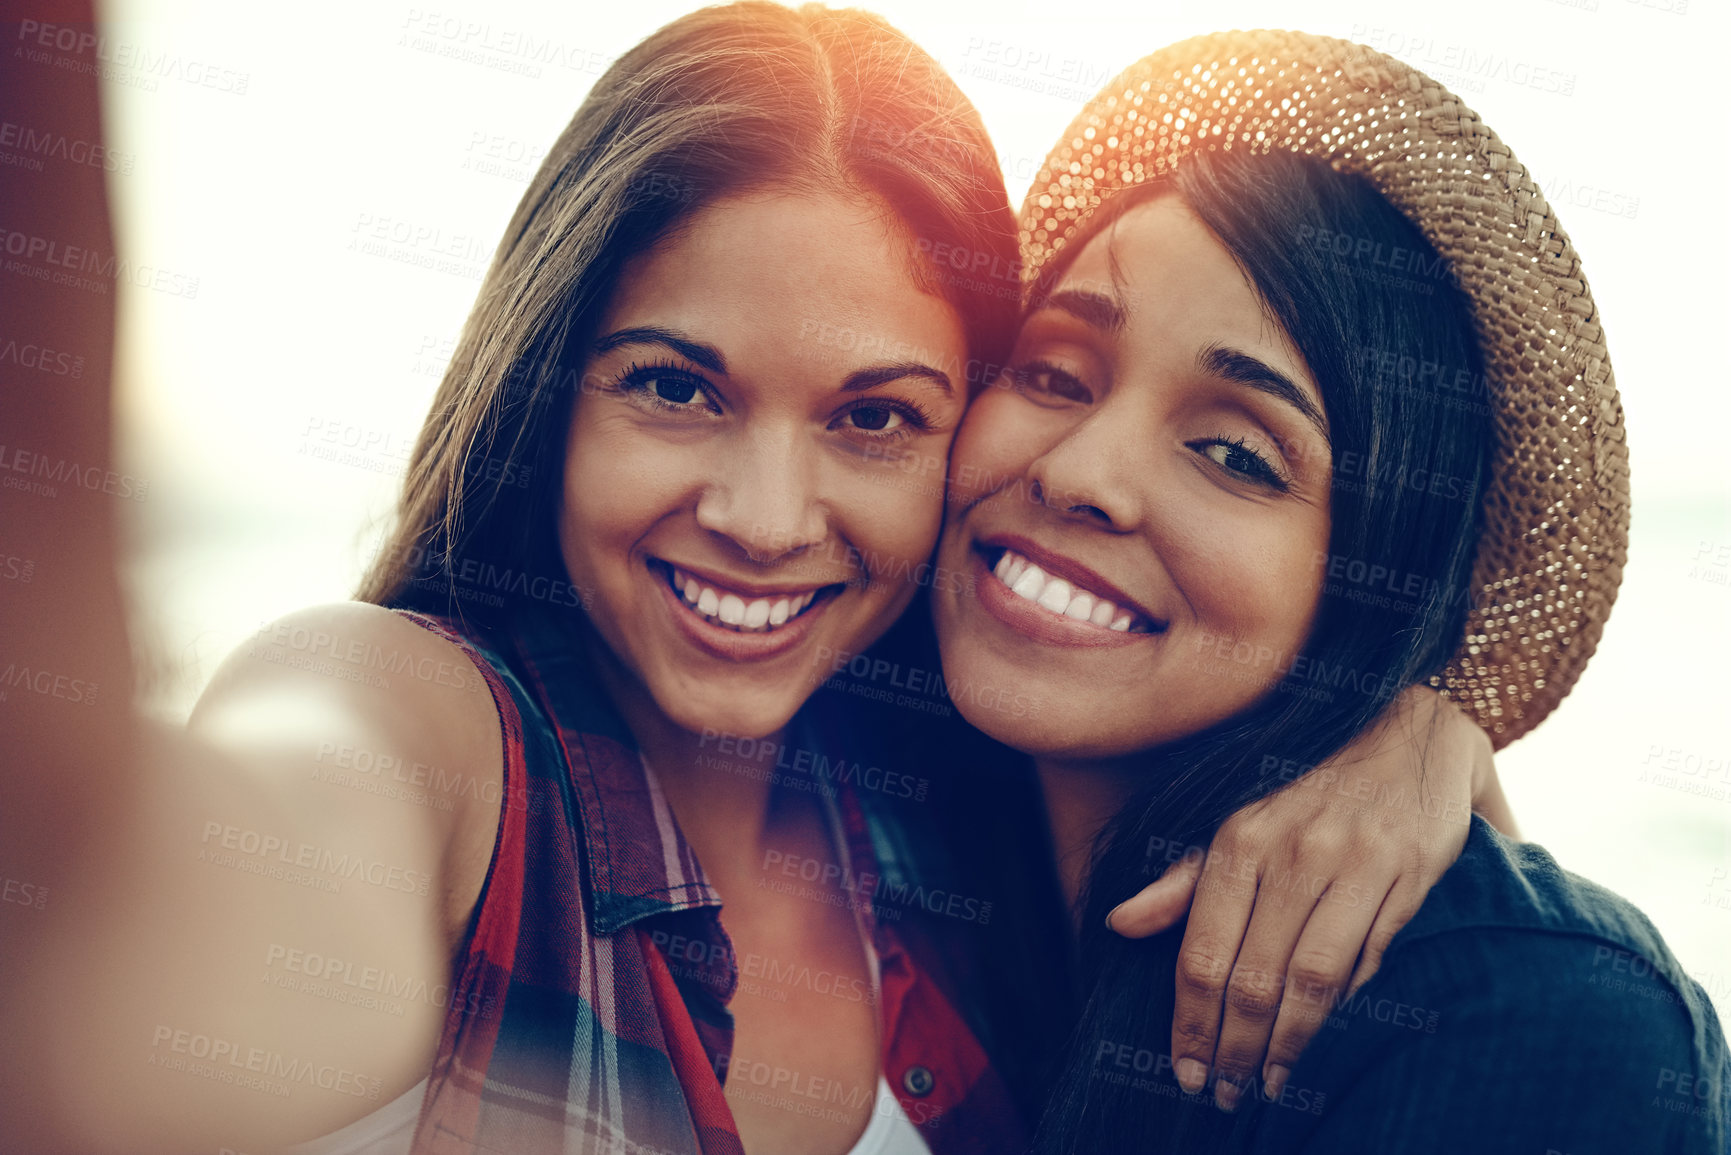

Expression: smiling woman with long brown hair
xmin=6 ymin=6 xmax=1029 ymax=1151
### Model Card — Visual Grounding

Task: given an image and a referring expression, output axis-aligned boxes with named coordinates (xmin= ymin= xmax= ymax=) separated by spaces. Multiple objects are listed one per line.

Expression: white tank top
xmin=284 ymin=1070 xmax=929 ymax=1155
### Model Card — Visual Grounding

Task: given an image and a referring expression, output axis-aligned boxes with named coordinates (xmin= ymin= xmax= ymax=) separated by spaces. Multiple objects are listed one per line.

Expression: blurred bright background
xmin=96 ymin=0 xmax=1730 ymax=1017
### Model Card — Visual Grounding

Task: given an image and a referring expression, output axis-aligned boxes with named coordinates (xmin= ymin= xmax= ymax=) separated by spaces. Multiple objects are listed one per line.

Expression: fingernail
xmin=1264 ymin=1065 xmax=1290 ymax=1101
xmin=1214 ymin=1077 xmax=1242 ymax=1113
xmin=1105 ymin=902 xmax=1126 ymax=931
xmin=1174 ymin=1058 xmax=1207 ymax=1093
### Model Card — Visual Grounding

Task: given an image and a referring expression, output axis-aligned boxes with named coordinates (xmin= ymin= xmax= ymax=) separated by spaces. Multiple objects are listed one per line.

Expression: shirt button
xmin=902 ymin=1065 xmax=935 ymax=1097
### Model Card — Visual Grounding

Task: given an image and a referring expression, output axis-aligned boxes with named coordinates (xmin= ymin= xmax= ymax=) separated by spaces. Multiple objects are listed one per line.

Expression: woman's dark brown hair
xmin=357 ymin=1 xmax=1018 ymax=626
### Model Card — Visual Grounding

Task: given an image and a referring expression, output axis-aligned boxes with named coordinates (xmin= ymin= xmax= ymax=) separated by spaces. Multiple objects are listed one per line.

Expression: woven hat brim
xmin=1018 ymin=30 xmax=1630 ymax=749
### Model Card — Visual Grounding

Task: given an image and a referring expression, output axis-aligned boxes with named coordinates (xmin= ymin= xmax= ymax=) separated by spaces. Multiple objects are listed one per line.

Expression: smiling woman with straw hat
xmin=927 ymin=29 xmax=1727 ymax=1152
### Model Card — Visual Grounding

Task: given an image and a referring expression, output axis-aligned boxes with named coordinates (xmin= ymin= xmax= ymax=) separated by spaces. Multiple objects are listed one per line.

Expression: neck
xmin=576 ymin=624 xmax=787 ymax=879
xmin=1035 ymin=755 xmax=1143 ymax=924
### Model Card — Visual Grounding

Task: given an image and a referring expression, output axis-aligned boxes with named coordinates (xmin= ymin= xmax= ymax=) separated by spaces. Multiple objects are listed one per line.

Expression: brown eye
xmin=615 ymin=363 xmax=718 ymax=414
xmin=848 ymin=406 xmax=898 ymax=431
xmin=1191 ymin=438 xmax=1290 ymax=491
xmin=831 ymin=400 xmax=927 ymax=440
xmin=651 ymin=376 xmax=698 ymax=404
xmin=1012 ymin=361 xmax=1093 ymax=404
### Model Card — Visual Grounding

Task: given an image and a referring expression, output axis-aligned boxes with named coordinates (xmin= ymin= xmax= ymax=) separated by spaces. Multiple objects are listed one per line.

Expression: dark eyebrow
xmin=593 ymin=330 xmax=949 ymax=397
xmin=593 ymin=326 xmax=726 ymax=374
xmin=1198 ymin=343 xmax=1329 ymax=442
xmin=840 ymin=362 xmax=953 ymax=397
xmin=1033 ymin=287 xmax=1128 ymax=333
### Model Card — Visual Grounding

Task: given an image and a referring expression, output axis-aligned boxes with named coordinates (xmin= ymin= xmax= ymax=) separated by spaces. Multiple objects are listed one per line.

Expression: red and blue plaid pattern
xmin=395 ymin=609 xmax=1027 ymax=1154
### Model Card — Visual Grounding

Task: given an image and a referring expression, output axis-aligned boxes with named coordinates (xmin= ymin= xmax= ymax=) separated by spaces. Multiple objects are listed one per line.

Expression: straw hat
xmin=1018 ymin=29 xmax=1629 ymax=749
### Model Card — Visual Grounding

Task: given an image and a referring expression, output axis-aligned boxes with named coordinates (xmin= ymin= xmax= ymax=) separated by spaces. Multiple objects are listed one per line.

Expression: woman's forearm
xmin=0 ymin=0 xmax=137 ymax=908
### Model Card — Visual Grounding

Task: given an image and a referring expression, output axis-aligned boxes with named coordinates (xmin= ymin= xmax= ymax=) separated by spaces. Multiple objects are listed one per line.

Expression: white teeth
xmin=664 ymin=565 xmax=825 ymax=633
xmin=991 ymin=549 xmax=1148 ymax=634
xmin=1010 ymin=564 xmax=1046 ymax=600
xmin=1036 ymin=578 xmax=1073 ymax=613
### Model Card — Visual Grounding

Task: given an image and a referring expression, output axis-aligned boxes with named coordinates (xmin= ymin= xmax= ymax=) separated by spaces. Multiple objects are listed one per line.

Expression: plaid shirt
xmin=396 ymin=609 xmax=1027 ymax=1154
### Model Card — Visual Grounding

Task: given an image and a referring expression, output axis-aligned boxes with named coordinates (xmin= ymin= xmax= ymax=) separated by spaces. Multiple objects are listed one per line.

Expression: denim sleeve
xmin=1250 ymin=926 xmax=1729 ymax=1154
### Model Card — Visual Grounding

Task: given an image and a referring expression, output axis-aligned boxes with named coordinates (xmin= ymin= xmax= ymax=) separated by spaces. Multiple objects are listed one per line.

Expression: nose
xmin=694 ymin=425 xmax=830 ymax=563
xmin=1025 ymin=408 xmax=1144 ymax=532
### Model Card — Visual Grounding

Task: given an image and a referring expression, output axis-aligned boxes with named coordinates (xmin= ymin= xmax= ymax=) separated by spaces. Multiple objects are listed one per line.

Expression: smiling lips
xmin=988 ymin=547 xmax=1160 ymax=635
xmin=663 ymin=564 xmax=826 ymax=633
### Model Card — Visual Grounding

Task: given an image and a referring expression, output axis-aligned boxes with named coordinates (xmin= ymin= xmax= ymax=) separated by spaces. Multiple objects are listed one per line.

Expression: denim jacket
xmin=1246 ymin=816 xmax=1728 ymax=1153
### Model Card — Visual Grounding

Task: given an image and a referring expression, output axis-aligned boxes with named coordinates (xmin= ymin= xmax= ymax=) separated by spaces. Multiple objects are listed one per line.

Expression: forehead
xmin=1052 ymin=195 xmax=1309 ymax=378
xmin=1061 ymin=196 xmax=1246 ymax=322
xmin=601 ymin=192 xmax=967 ymax=363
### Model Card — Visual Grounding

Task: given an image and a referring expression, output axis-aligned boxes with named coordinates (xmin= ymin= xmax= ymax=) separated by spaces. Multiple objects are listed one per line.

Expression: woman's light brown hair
xmin=357 ymin=1 xmax=1018 ymax=629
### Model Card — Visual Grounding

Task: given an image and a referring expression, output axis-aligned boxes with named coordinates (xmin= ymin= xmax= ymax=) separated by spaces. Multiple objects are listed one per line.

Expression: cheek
xmin=833 ymin=447 xmax=951 ymax=605
xmin=560 ymin=415 xmax=693 ymax=579
xmin=1176 ymin=512 xmax=1329 ymax=658
xmin=949 ymin=388 xmax=1047 ymax=502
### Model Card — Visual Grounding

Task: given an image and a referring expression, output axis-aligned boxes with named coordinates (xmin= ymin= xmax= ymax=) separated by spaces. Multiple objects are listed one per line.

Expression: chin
xmin=949 ymin=697 xmax=1067 ymax=757
xmin=936 ymin=637 xmax=1217 ymax=762
xmin=665 ymin=690 xmax=803 ymax=744
xmin=953 ymin=699 xmax=1148 ymax=762
xmin=935 ymin=650 xmax=1103 ymax=759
